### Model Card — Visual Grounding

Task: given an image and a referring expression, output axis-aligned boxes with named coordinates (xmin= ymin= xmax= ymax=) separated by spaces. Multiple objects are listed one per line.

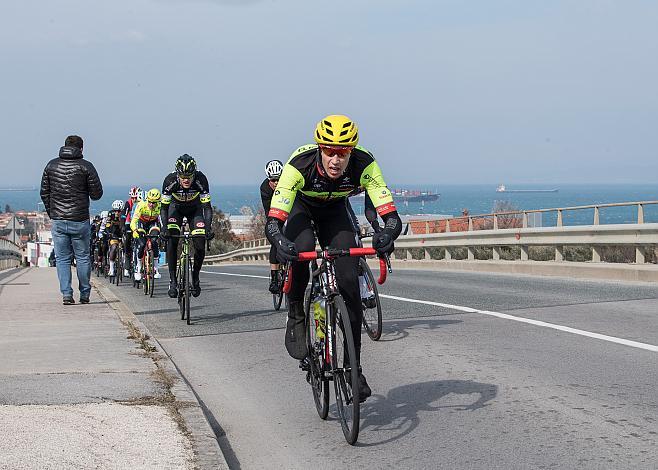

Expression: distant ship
xmin=351 ymin=188 xmax=440 ymax=203
xmin=496 ymin=184 xmax=558 ymax=193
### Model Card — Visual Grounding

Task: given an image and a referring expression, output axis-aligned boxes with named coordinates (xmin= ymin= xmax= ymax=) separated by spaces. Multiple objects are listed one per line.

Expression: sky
xmin=1 ymin=0 xmax=657 ymax=187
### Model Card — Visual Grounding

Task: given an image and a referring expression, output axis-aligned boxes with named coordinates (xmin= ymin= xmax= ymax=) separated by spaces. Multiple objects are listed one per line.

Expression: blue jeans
xmin=51 ymin=219 xmax=92 ymax=299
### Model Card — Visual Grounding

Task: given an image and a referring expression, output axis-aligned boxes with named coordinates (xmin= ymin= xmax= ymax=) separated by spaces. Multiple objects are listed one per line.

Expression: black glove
xmin=159 ymin=228 xmax=170 ymax=242
xmin=276 ymin=238 xmax=298 ymax=263
xmin=205 ymin=231 xmax=215 ymax=241
xmin=372 ymin=231 xmax=394 ymax=256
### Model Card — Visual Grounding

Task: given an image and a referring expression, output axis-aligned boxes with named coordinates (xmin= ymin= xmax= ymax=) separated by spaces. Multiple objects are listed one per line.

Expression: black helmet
xmin=175 ymin=154 xmax=197 ymax=178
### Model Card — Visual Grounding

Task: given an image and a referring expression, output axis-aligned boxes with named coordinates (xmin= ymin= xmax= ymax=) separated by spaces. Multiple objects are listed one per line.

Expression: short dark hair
xmin=65 ymin=135 xmax=84 ymax=149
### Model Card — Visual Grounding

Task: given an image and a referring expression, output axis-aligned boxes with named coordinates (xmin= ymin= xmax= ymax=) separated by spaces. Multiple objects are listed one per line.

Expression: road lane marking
xmin=201 ymin=270 xmax=269 ymax=280
xmin=202 ymin=271 xmax=658 ymax=352
xmin=380 ymin=294 xmax=658 ymax=352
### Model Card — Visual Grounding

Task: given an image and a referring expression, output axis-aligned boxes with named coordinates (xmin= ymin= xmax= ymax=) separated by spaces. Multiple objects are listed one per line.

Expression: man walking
xmin=40 ymin=135 xmax=103 ymax=304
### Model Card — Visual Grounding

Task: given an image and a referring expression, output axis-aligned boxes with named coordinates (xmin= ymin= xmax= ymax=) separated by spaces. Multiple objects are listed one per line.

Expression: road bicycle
xmin=107 ymin=238 xmax=122 ymax=285
xmin=140 ymin=234 xmax=160 ymax=298
xmin=291 ymin=247 xmax=389 ymax=445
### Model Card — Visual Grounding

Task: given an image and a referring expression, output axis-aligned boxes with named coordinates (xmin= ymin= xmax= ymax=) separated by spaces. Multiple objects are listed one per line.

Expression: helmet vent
xmin=343 ymin=122 xmax=352 ymax=128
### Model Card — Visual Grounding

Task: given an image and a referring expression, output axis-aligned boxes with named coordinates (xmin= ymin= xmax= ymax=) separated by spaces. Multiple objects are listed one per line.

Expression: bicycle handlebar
xmin=295 ymin=248 xmax=391 ymax=285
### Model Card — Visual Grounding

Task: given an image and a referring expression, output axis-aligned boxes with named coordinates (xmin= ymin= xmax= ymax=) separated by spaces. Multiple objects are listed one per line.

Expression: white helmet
xmin=265 ymin=160 xmax=283 ymax=180
xmin=100 ymin=210 xmax=109 ymax=218
xmin=112 ymin=200 xmax=124 ymax=211
xmin=136 ymin=188 xmax=144 ymax=201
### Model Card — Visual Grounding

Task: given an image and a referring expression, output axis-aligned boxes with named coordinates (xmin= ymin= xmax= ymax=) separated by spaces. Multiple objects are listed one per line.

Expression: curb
xmin=93 ymin=280 xmax=230 ymax=470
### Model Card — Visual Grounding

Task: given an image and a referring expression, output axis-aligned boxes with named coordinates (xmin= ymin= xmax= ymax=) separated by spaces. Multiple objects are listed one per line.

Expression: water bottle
xmin=312 ymin=295 xmax=326 ymax=340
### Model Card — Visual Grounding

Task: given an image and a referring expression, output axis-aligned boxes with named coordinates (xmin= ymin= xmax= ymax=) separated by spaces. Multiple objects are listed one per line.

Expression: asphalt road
xmin=100 ymin=264 xmax=658 ymax=469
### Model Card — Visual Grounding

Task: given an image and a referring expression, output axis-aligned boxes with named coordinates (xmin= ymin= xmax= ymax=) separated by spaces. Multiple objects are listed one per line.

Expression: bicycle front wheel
xmin=360 ymin=258 xmax=383 ymax=341
xmin=178 ymin=258 xmax=186 ymax=321
xmin=304 ymin=289 xmax=329 ymax=419
xmin=148 ymin=251 xmax=155 ymax=297
xmin=331 ymin=295 xmax=360 ymax=445
xmin=185 ymin=254 xmax=191 ymax=325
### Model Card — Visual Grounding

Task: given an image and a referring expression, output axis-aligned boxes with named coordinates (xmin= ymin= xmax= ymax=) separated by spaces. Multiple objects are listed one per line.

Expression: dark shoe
xmin=80 ymin=297 xmax=90 ymax=304
xmin=362 ymin=296 xmax=377 ymax=309
xmin=285 ymin=301 xmax=307 ymax=360
xmin=168 ymin=280 xmax=178 ymax=298
xmin=63 ymin=297 xmax=75 ymax=305
xmin=191 ymin=271 xmax=201 ymax=298
xmin=346 ymin=370 xmax=372 ymax=403
xmin=358 ymin=373 xmax=372 ymax=402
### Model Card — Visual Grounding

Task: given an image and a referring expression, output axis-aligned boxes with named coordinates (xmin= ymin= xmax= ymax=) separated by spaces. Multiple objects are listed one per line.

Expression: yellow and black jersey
xmin=268 ymin=144 xmax=396 ymax=222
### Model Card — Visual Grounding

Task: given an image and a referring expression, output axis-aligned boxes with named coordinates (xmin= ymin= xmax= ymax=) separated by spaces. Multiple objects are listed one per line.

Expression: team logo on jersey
xmin=168 ymin=217 xmax=177 ymax=222
xmin=196 ymin=222 xmax=205 ymax=227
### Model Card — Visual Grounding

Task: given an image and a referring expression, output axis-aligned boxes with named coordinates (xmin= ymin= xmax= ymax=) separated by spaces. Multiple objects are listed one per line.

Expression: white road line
xmin=381 ymin=294 xmax=658 ymax=352
xmin=201 ymin=270 xmax=269 ymax=280
xmin=202 ymin=271 xmax=658 ymax=352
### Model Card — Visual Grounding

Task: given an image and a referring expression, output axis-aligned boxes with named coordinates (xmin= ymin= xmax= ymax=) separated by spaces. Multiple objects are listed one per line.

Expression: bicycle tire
xmin=185 ymin=253 xmax=191 ymax=325
xmin=148 ymin=248 xmax=155 ymax=298
xmin=178 ymin=258 xmax=186 ymax=321
xmin=359 ymin=258 xmax=383 ymax=341
xmin=304 ymin=288 xmax=329 ymax=419
xmin=116 ymin=253 xmax=123 ymax=285
xmin=331 ymin=295 xmax=360 ymax=444
xmin=273 ymin=268 xmax=285 ymax=311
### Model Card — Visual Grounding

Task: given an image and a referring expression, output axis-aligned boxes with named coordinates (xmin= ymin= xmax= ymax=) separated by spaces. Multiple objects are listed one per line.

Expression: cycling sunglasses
xmin=319 ymin=145 xmax=352 ymax=157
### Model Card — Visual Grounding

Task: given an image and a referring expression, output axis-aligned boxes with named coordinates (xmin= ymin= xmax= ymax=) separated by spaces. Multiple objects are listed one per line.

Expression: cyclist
xmin=260 ymin=159 xmax=283 ymax=294
xmin=130 ymin=188 xmax=162 ymax=281
xmin=96 ymin=210 xmax=110 ymax=270
xmin=99 ymin=200 xmax=124 ymax=277
xmin=90 ymin=214 xmax=102 ymax=265
xmin=159 ymin=154 xmax=214 ymax=298
xmin=122 ymin=186 xmax=142 ymax=277
xmin=265 ymin=114 xmax=402 ymax=401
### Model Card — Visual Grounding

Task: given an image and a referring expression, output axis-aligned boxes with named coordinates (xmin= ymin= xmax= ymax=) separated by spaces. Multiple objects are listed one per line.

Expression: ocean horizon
xmin=2 ymin=183 xmax=657 ymax=227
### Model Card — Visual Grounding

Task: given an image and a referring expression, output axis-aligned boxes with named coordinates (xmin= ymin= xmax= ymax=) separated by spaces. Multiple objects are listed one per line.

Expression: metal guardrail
xmin=0 ymin=237 xmax=22 ymax=270
xmin=205 ymin=201 xmax=658 ymax=265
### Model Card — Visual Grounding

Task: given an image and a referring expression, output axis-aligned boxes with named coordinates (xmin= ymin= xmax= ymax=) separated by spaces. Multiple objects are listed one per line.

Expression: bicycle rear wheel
xmin=115 ymin=250 xmax=123 ymax=285
xmin=331 ymin=295 xmax=360 ymax=445
xmin=304 ymin=288 xmax=329 ymax=419
xmin=143 ymin=252 xmax=150 ymax=295
xmin=360 ymin=258 xmax=383 ymax=341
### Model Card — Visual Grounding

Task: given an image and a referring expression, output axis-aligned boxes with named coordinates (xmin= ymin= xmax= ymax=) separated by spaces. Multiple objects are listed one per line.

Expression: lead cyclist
xmin=265 ymin=114 xmax=402 ymax=401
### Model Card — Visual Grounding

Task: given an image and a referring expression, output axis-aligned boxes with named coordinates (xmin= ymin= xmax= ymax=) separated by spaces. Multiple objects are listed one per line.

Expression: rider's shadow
xmin=356 ymin=379 xmax=498 ymax=446
xmin=378 ymin=317 xmax=464 ymax=342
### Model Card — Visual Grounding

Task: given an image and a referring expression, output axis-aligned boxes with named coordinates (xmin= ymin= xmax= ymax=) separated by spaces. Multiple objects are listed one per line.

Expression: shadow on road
xmin=356 ymin=379 xmax=497 ymax=447
xmin=378 ymin=318 xmax=463 ymax=342
xmin=192 ymin=308 xmax=281 ymax=325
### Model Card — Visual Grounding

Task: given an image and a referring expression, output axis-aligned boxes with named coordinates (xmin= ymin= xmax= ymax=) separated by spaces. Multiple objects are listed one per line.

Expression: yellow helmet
xmin=314 ymin=114 xmax=359 ymax=147
xmin=146 ymin=188 xmax=161 ymax=203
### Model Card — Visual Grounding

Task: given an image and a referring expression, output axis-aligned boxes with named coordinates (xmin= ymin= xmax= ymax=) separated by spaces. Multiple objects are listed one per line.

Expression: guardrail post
xmin=593 ymin=207 xmax=600 ymax=225
xmin=444 ymin=248 xmax=452 ymax=260
xmin=638 ymin=204 xmax=644 ymax=224
xmin=522 ymin=212 xmax=528 ymax=228
xmin=520 ymin=245 xmax=529 ymax=261
xmin=556 ymin=210 xmax=563 ymax=227
xmin=592 ymin=246 xmax=602 ymax=262
xmin=493 ymin=215 xmax=498 ymax=230
xmin=555 ymin=246 xmax=564 ymax=262
xmin=492 ymin=246 xmax=500 ymax=260
xmin=424 ymin=248 xmax=431 ymax=260
xmin=406 ymin=249 xmax=412 ymax=260
xmin=636 ymin=246 xmax=646 ymax=264
xmin=467 ymin=247 xmax=475 ymax=260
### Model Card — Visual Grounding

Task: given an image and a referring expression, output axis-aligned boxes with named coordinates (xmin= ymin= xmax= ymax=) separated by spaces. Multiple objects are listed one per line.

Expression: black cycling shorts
xmin=165 ymin=203 xmax=206 ymax=236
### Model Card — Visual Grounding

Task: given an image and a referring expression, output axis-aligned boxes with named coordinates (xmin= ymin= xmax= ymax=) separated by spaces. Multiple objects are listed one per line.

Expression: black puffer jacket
xmin=40 ymin=146 xmax=103 ymax=221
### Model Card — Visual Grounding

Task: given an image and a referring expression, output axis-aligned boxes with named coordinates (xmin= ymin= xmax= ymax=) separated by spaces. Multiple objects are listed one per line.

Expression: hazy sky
xmin=2 ymin=0 xmax=657 ymax=187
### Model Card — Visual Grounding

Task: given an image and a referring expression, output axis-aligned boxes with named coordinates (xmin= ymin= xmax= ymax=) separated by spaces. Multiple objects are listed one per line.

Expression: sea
xmin=3 ymin=183 xmax=657 ymax=227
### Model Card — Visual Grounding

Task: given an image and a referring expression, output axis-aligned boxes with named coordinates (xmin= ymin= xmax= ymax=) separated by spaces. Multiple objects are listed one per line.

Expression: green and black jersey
xmin=268 ymin=144 xmax=396 ymax=221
